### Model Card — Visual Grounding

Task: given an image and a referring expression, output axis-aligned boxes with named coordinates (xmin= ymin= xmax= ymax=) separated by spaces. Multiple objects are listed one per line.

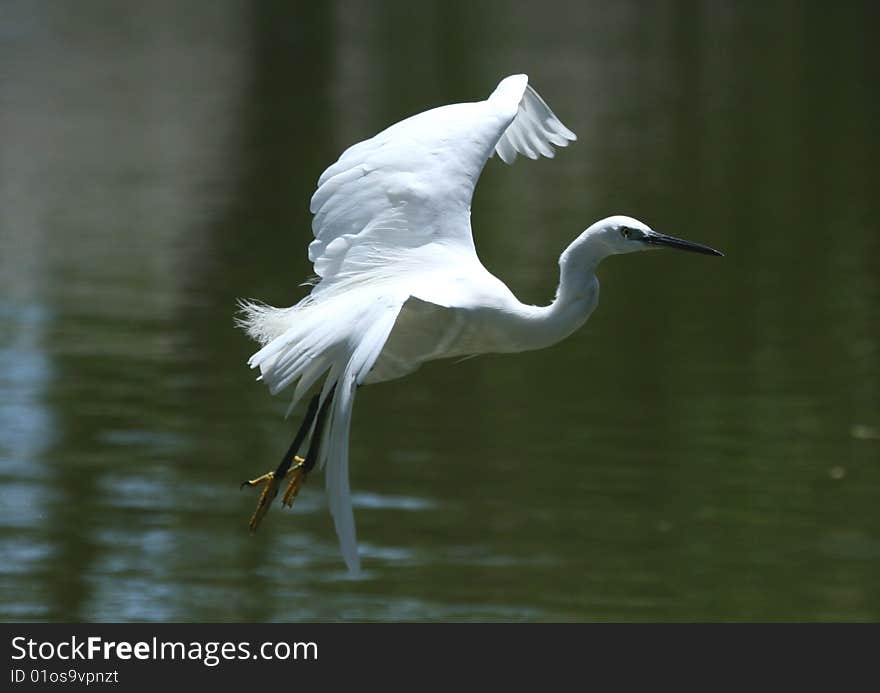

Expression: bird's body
xmin=240 ymin=74 xmax=721 ymax=573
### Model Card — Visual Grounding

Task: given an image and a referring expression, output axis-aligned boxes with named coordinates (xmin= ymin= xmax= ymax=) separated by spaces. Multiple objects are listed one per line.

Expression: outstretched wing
xmin=307 ymin=74 xmax=576 ymax=293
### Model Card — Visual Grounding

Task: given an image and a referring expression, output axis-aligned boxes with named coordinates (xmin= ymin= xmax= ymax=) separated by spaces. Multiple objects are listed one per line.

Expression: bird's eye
xmin=621 ymin=227 xmax=631 ymax=239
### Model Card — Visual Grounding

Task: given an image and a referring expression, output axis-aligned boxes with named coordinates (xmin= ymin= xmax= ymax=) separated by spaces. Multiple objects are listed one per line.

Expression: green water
xmin=1 ymin=1 xmax=878 ymax=621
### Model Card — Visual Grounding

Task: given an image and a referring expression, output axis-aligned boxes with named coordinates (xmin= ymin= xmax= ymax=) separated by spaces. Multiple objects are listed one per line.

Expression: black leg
xmin=272 ymin=392 xmax=321 ymax=480
xmin=239 ymin=392 xmax=320 ymax=490
xmin=279 ymin=383 xmax=337 ymax=507
xmin=302 ymin=384 xmax=337 ymax=474
xmin=244 ymin=392 xmax=321 ymax=532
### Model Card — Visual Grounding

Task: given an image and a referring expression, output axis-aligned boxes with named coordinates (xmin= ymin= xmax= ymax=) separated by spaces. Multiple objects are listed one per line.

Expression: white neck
xmin=516 ymin=233 xmax=606 ymax=351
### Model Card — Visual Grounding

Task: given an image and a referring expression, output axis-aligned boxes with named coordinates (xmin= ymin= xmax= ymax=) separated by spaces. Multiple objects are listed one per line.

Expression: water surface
xmin=1 ymin=1 xmax=878 ymax=621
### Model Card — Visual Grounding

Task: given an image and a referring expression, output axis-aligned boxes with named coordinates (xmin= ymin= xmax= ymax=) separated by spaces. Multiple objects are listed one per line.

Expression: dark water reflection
xmin=1 ymin=1 xmax=878 ymax=621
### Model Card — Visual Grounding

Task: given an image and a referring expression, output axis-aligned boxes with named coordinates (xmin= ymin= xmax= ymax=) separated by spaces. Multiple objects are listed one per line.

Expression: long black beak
xmin=643 ymin=232 xmax=724 ymax=257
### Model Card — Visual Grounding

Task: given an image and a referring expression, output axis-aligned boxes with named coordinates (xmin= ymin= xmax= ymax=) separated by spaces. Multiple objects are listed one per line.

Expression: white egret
xmin=239 ymin=74 xmax=722 ymax=573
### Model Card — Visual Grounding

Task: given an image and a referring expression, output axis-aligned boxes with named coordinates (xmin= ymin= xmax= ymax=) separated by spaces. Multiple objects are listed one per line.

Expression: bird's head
xmin=579 ymin=215 xmax=724 ymax=259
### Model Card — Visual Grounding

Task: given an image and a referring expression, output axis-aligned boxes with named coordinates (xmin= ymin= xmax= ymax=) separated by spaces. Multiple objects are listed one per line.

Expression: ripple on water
xmin=0 ymin=535 xmax=52 ymax=575
xmin=0 ymin=481 xmax=54 ymax=529
xmin=95 ymin=428 xmax=187 ymax=452
xmin=351 ymin=492 xmax=437 ymax=511
xmin=85 ymin=576 xmax=177 ymax=622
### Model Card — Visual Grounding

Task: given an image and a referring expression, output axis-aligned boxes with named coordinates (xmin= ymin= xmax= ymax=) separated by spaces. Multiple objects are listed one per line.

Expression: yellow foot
xmin=281 ymin=465 xmax=307 ymax=508
xmin=243 ymin=456 xmax=304 ymax=533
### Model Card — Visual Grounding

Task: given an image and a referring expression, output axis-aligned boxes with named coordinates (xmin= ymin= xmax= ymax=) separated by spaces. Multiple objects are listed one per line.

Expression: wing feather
xmin=493 ymin=83 xmax=577 ymax=163
xmin=308 ymin=74 xmax=576 ymax=292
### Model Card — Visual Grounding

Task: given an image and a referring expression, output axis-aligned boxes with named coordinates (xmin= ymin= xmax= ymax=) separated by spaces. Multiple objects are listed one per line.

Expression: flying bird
xmin=239 ymin=74 xmax=722 ymax=573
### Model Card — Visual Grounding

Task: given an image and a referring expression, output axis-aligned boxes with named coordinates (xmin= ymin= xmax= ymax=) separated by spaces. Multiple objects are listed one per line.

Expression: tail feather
xmin=322 ymin=298 xmax=403 ymax=574
xmin=240 ymin=291 xmax=404 ymax=573
xmin=288 ymin=355 xmax=339 ymax=417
